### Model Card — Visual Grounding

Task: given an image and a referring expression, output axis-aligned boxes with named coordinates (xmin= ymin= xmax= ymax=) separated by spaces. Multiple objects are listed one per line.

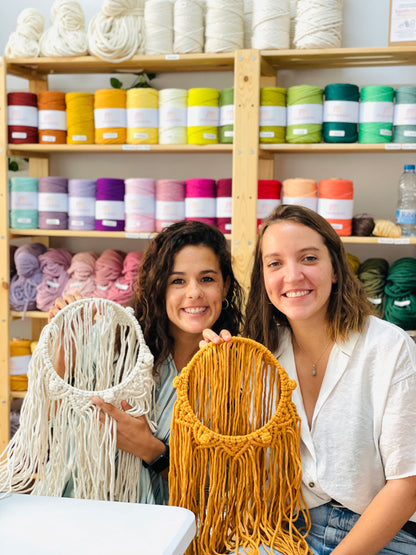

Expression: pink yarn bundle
xmin=93 ymin=249 xmax=125 ymax=298
xmin=63 ymin=251 xmax=99 ymax=298
xmin=107 ymin=251 xmax=142 ymax=306
xmin=9 ymin=243 xmax=47 ymax=313
xmin=36 ymin=248 xmax=73 ymax=312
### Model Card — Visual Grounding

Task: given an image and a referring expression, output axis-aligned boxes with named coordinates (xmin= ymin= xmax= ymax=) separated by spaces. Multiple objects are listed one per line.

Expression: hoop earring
xmin=222 ymin=298 xmax=229 ymax=310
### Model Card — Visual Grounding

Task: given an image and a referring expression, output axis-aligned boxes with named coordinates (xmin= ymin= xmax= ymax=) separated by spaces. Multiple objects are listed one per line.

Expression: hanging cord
xmin=39 ymin=0 xmax=88 ymax=57
xmin=88 ymin=0 xmax=145 ymax=63
xmin=4 ymin=8 xmax=44 ymax=58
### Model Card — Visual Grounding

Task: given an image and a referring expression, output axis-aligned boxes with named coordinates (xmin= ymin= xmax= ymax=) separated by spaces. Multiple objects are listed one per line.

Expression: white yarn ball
xmin=144 ymin=0 xmax=174 ymax=55
xmin=252 ymin=0 xmax=290 ymax=50
xmin=39 ymin=0 xmax=88 ymax=57
xmin=205 ymin=0 xmax=244 ymax=53
xmin=294 ymin=0 xmax=343 ymax=49
xmin=4 ymin=8 xmax=44 ymax=58
xmin=174 ymin=0 xmax=204 ymax=54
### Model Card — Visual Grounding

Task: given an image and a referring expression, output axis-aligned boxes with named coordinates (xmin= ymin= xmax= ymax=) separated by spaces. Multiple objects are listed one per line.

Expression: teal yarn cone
xmin=9 ymin=176 xmax=39 ymax=229
xmin=323 ymin=83 xmax=359 ymax=143
xmin=286 ymin=85 xmax=323 ymax=144
xmin=358 ymin=85 xmax=394 ymax=143
xmin=393 ymin=86 xmax=416 ymax=143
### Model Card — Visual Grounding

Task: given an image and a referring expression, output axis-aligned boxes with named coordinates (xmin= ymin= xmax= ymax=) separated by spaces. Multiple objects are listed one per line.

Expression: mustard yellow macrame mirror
xmin=169 ymin=336 xmax=310 ymax=555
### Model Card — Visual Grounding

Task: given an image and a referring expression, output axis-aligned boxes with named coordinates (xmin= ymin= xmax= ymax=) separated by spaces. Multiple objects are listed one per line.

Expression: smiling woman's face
xmin=166 ymin=245 xmax=229 ymax=341
xmin=261 ymin=220 xmax=337 ymax=328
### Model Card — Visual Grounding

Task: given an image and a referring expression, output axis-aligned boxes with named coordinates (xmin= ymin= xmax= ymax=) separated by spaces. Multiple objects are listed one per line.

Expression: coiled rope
xmin=39 ymin=0 xmax=88 ymax=57
xmin=4 ymin=8 xmax=44 ymax=58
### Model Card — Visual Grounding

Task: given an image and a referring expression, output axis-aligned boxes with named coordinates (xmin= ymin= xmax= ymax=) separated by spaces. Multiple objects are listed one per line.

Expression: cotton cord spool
xmin=243 ymin=0 xmax=253 ymax=48
xmin=0 ymin=298 xmax=155 ymax=502
xmin=219 ymin=88 xmax=234 ymax=144
xmin=36 ymin=248 xmax=73 ymax=312
xmin=393 ymin=86 xmax=416 ymax=143
xmin=289 ymin=0 xmax=297 ymax=48
xmin=124 ymin=178 xmax=156 ymax=232
xmin=173 ymin=0 xmax=204 ymax=54
xmin=158 ymin=88 xmax=188 ymax=144
xmin=286 ymin=85 xmax=323 ymax=143
xmin=7 ymin=92 xmax=38 ymax=144
xmin=258 ymin=179 xmax=282 ymax=228
xmin=94 ymin=89 xmax=127 ymax=144
xmin=205 ymin=0 xmax=244 ymax=53
xmin=127 ymin=88 xmax=159 ymax=144
xmin=9 ymin=338 xmax=32 ymax=392
xmin=62 ymin=251 xmax=98 ymax=298
xmin=358 ymin=86 xmax=394 ymax=144
xmin=93 ymin=249 xmax=126 ymax=298
xmin=155 ymin=179 xmax=185 ymax=231
xmin=323 ymin=83 xmax=359 ymax=143
xmin=358 ymin=257 xmax=389 ymax=318
xmin=38 ymin=91 xmax=67 ymax=144
xmin=260 ymin=87 xmax=287 ymax=144
xmin=9 ymin=243 xmax=47 ymax=314
xmin=282 ymin=178 xmax=318 ymax=211
xmin=68 ymin=179 xmax=97 ymax=230
xmin=144 ymin=0 xmax=174 ymax=55
xmin=66 ymin=92 xmax=94 ymax=144
xmin=88 ymin=0 xmax=146 ymax=62
xmin=38 ymin=176 xmax=69 ymax=230
xmin=318 ymin=178 xmax=354 ymax=236
xmin=95 ymin=178 xmax=125 ymax=231
xmin=107 ymin=251 xmax=143 ymax=306
xmin=185 ymin=178 xmax=216 ymax=225
xmin=9 ymin=177 xmax=38 ymax=229
xmin=4 ymin=8 xmax=44 ymax=58
xmin=39 ymin=0 xmax=88 ymax=57
xmin=252 ymin=0 xmax=290 ymax=50
xmin=216 ymin=178 xmax=232 ymax=233
xmin=294 ymin=0 xmax=343 ymax=49
xmin=187 ymin=88 xmax=220 ymax=144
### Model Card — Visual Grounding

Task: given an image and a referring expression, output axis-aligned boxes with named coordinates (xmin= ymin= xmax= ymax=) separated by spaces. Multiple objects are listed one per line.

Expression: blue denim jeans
xmin=232 ymin=502 xmax=416 ymax=554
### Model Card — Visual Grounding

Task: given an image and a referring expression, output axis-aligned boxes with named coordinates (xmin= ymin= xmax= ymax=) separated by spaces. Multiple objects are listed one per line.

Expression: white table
xmin=0 ymin=493 xmax=196 ymax=555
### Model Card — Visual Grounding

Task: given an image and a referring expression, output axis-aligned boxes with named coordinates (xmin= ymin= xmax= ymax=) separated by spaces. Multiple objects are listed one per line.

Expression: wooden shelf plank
xmin=11 ymin=311 xmax=48 ymax=319
xmin=261 ymin=143 xmax=416 ymax=153
xmin=8 ymin=143 xmax=233 ymax=155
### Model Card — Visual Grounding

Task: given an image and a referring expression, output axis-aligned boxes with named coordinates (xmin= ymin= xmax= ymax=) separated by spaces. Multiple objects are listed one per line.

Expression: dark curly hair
xmin=134 ymin=220 xmax=244 ymax=374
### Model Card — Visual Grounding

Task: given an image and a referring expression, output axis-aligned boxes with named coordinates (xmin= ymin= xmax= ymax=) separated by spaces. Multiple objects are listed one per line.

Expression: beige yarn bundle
xmin=0 ymin=298 xmax=155 ymax=502
xmin=170 ymin=337 xmax=310 ymax=555
xmin=39 ymin=0 xmax=88 ymax=57
xmin=4 ymin=8 xmax=45 ymax=58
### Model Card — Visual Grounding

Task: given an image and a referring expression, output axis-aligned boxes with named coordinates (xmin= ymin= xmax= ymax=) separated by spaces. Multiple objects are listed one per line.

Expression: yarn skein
xmin=93 ymin=249 xmax=126 ymax=298
xmin=63 ymin=251 xmax=98 ymax=298
xmin=107 ymin=251 xmax=143 ymax=306
xmin=323 ymin=83 xmax=359 ymax=143
xmin=393 ymin=86 xmax=416 ymax=144
xmin=358 ymin=86 xmax=394 ymax=144
xmin=9 ymin=243 xmax=47 ymax=314
xmin=358 ymin=257 xmax=389 ymax=318
xmin=187 ymin=88 xmax=220 ymax=145
xmin=39 ymin=0 xmax=88 ymax=57
xmin=286 ymin=85 xmax=323 ymax=143
xmin=36 ymin=248 xmax=73 ymax=312
xmin=4 ymin=8 xmax=44 ymax=58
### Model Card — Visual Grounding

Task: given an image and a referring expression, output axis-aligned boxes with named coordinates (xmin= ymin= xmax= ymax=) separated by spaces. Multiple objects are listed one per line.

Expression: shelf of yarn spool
xmin=8 ymin=144 xmax=233 ymax=155
xmin=259 ymin=144 xmax=416 ymax=153
xmin=9 ymin=229 xmax=232 ymax=241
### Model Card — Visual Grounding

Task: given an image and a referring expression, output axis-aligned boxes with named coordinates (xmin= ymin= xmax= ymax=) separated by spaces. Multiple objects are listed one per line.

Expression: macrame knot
xmin=102 ymin=390 xmax=116 ymax=403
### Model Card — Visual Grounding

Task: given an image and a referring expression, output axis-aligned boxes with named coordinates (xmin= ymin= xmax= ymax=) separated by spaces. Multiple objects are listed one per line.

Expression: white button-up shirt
xmin=276 ymin=316 xmax=416 ymax=521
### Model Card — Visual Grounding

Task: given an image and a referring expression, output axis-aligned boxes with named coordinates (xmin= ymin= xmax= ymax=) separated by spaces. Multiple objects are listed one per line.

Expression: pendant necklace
xmin=311 ymin=340 xmax=332 ymax=377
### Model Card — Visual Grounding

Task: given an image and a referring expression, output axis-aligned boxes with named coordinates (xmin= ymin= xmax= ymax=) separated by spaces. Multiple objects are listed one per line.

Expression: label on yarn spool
xmin=127 ymin=108 xmax=158 ymax=128
xmin=282 ymin=196 xmax=318 ymax=211
xmin=260 ymin=106 xmax=286 ymax=126
xmin=385 ymin=143 xmax=401 ymax=150
xmin=260 ymin=131 xmax=275 ymax=138
xmin=359 ymin=102 xmax=393 ymax=123
xmin=220 ymin=105 xmax=234 ymax=126
xmin=287 ymin=104 xmax=323 ymax=125
xmin=368 ymin=297 xmax=382 ymax=305
xmin=216 ymin=197 xmax=232 ymax=218
xmin=69 ymin=196 xmax=96 ymax=218
xmin=188 ymin=106 xmax=219 ymax=126
xmin=165 ymin=54 xmax=180 ymax=60
xmin=394 ymin=103 xmax=416 ymax=125
xmin=224 ymin=130 xmax=234 ymax=137
xmin=96 ymin=200 xmax=124 ymax=220
xmin=46 ymin=218 xmax=61 ymax=225
xmin=323 ymin=100 xmax=359 ymax=123
xmin=94 ymin=108 xmax=126 ymax=129
xmin=293 ymin=129 xmax=308 ymax=135
xmin=16 ymin=217 xmax=32 ymax=224
xmin=394 ymin=300 xmax=411 ymax=307
xmin=402 ymin=143 xmax=416 ymax=148
xmin=102 ymin=220 xmax=117 ymax=227
xmin=185 ymin=197 xmax=216 ymax=218
xmin=38 ymin=192 xmax=68 ymax=212
xmin=71 ymin=134 xmax=88 ymax=142
xmin=9 ymin=355 xmax=31 ymax=375
xmin=46 ymin=280 xmax=61 ymax=289
xmin=156 ymin=200 xmax=185 ymax=221
xmin=115 ymin=282 xmax=129 ymax=291
xmin=134 ymin=132 xmax=149 ymax=139
xmin=159 ymin=106 xmax=187 ymax=127
xmin=317 ymin=198 xmax=353 ymax=220
xmin=103 ymin=132 xmax=119 ymax=139
xmin=11 ymin=132 xmax=27 ymax=139
xmin=11 ymin=191 xmax=38 ymax=210
xmin=203 ymin=132 xmax=217 ymax=139
xmin=380 ymin=128 xmax=393 ymax=136
xmin=257 ymin=198 xmax=281 ymax=219
xmin=42 ymin=135 xmax=57 ymax=142
xmin=38 ymin=110 xmax=67 ymax=131
xmin=8 ymin=105 xmax=38 ymax=127
xmin=329 ymin=130 xmax=346 ymax=137
xmin=124 ymin=194 xmax=155 ymax=215
xmin=404 ymin=130 xmax=416 ymax=137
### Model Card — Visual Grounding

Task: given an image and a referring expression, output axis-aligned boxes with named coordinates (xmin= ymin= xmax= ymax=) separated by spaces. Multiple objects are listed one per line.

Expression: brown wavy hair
xmin=134 ymin=220 xmax=244 ymax=374
xmin=244 ymin=204 xmax=374 ymax=352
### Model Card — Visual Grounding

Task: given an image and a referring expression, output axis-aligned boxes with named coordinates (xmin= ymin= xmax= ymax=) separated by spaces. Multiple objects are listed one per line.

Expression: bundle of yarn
xmin=0 ymin=298 xmax=155 ymax=502
xmin=62 ymin=250 xmax=99 ymax=298
xmin=170 ymin=337 xmax=310 ymax=555
xmin=36 ymin=248 xmax=72 ymax=312
xmin=39 ymin=0 xmax=88 ymax=57
xmin=88 ymin=0 xmax=146 ymax=62
xmin=4 ymin=8 xmax=44 ymax=58
xmin=9 ymin=243 xmax=47 ymax=314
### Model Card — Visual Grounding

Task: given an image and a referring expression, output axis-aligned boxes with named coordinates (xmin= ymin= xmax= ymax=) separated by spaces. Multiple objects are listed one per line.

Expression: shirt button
xmin=308 ymin=481 xmax=315 ymax=488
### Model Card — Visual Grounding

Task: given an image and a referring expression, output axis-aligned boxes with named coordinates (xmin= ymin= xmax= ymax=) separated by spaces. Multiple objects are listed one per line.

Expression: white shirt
xmin=276 ymin=316 xmax=416 ymax=521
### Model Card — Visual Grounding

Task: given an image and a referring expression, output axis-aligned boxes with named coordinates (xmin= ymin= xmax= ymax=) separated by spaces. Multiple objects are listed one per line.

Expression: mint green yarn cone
xmin=393 ymin=86 xmax=416 ymax=143
xmin=359 ymin=85 xmax=394 ymax=143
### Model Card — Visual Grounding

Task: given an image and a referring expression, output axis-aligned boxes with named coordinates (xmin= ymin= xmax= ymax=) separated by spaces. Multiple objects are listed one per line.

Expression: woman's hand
xmin=48 ymin=291 xmax=83 ymax=322
xmin=199 ymin=328 xmax=233 ymax=349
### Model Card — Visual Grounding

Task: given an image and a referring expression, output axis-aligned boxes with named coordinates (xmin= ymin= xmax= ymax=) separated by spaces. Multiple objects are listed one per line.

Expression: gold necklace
xmin=311 ymin=340 xmax=332 ymax=377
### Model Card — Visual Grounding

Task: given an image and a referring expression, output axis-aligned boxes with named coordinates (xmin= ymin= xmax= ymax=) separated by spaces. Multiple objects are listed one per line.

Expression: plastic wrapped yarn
xmin=219 ymin=88 xmax=234 ymax=144
xmin=155 ymin=179 xmax=185 ymax=231
xmin=127 ymin=88 xmax=159 ymax=144
xmin=286 ymin=85 xmax=323 ymax=143
xmin=260 ymin=87 xmax=286 ymax=144
xmin=205 ymin=0 xmax=244 ymax=53
xmin=173 ymin=0 xmax=204 ymax=54
xmin=124 ymin=178 xmax=156 ymax=232
xmin=38 ymin=91 xmax=67 ymax=144
xmin=62 ymin=251 xmax=99 ymax=298
xmin=323 ymin=83 xmax=359 ymax=143
xmin=317 ymin=178 xmax=354 ymax=236
xmin=38 ymin=176 xmax=68 ymax=230
xmin=358 ymin=86 xmax=394 ymax=144
xmin=107 ymin=251 xmax=143 ymax=306
xmin=93 ymin=249 xmax=126 ymax=299
xmin=144 ymin=0 xmax=174 ymax=55
xmin=185 ymin=178 xmax=216 ymax=225
xmin=66 ymin=92 xmax=94 ymax=145
xmin=393 ymin=86 xmax=416 ymax=144
xmin=68 ymin=179 xmax=97 ymax=231
xmin=187 ymin=88 xmax=220 ymax=145
xmin=216 ymin=178 xmax=232 ymax=233
xmin=158 ymin=88 xmax=188 ymax=145
xmin=282 ymin=178 xmax=318 ymax=211
xmin=257 ymin=180 xmax=282 ymax=228
xmin=95 ymin=178 xmax=125 ymax=231
xmin=36 ymin=248 xmax=73 ymax=312
xmin=9 ymin=243 xmax=47 ymax=314
xmin=94 ymin=89 xmax=127 ymax=144
xmin=7 ymin=92 xmax=38 ymax=144
xmin=9 ymin=177 xmax=38 ymax=229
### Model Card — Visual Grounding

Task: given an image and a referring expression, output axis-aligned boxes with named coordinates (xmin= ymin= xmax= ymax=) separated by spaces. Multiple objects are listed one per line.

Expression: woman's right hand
xmin=200 ymin=328 xmax=233 ymax=349
xmin=48 ymin=291 xmax=83 ymax=322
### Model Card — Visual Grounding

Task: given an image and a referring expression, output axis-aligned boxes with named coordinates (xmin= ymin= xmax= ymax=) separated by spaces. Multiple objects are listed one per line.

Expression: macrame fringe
xmin=169 ymin=337 xmax=310 ymax=555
